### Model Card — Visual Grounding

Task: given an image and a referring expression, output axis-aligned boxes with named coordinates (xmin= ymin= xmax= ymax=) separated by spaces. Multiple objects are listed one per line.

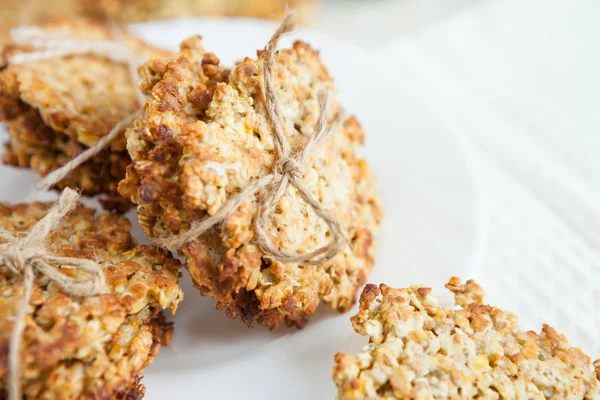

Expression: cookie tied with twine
xmin=5 ymin=23 xmax=145 ymax=192
xmin=155 ymin=13 xmax=349 ymax=265
xmin=1 ymin=188 xmax=108 ymax=400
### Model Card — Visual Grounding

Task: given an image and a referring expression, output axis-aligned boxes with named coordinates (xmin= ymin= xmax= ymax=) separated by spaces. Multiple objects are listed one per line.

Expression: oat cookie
xmin=0 ymin=18 xmax=170 ymax=211
xmin=80 ymin=0 xmax=316 ymax=23
xmin=0 ymin=200 xmax=183 ymax=399
xmin=333 ymin=278 xmax=600 ymax=399
xmin=119 ymin=35 xmax=382 ymax=329
xmin=0 ymin=1 xmax=80 ymax=35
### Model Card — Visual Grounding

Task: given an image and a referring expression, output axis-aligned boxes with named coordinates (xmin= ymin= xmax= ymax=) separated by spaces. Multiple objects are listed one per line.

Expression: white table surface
xmin=316 ymin=0 xmax=600 ymax=356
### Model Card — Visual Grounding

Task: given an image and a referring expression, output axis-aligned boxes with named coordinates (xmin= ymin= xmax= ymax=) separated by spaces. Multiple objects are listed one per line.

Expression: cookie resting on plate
xmin=0 ymin=18 xmax=170 ymax=211
xmin=119 ymin=36 xmax=382 ymax=329
xmin=333 ymin=278 xmax=600 ymax=399
xmin=0 ymin=201 xmax=183 ymax=399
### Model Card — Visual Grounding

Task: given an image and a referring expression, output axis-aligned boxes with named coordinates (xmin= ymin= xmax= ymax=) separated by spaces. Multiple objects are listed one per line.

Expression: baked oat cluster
xmin=0 ymin=18 xmax=170 ymax=211
xmin=333 ymin=278 xmax=600 ymax=399
xmin=119 ymin=37 xmax=382 ymax=329
xmin=0 ymin=201 xmax=183 ymax=399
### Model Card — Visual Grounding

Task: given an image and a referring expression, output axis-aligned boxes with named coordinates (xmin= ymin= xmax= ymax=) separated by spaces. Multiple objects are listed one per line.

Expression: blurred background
xmin=2 ymin=0 xmax=599 ymax=354
xmin=1 ymin=0 xmax=478 ymax=47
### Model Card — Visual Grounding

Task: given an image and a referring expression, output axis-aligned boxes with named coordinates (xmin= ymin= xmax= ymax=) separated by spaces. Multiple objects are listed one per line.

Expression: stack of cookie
xmin=0 ymin=19 xmax=170 ymax=211
xmin=119 ymin=36 xmax=382 ymax=329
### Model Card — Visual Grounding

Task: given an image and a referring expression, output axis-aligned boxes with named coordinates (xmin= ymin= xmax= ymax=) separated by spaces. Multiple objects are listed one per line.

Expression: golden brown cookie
xmin=0 ymin=18 xmax=170 ymax=211
xmin=119 ymin=36 xmax=382 ymax=329
xmin=0 ymin=200 xmax=183 ymax=399
xmin=333 ymin=278 xmax=600 ymax=399
xmin=80 ymin=0 xmax=316 ymax=23
xmin=0 ymin=1 xmax=80 ymax=33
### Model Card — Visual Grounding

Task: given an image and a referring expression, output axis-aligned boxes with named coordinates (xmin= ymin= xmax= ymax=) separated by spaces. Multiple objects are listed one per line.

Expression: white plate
xmin=0 ymin=17 xmax=487 ymax=399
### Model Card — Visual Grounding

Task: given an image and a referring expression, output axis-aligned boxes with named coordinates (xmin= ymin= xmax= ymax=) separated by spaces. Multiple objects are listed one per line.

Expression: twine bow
xmin=2 ymin=188 xmax=108 ymax=400
xmin=156 ymin=13 xmax=348 ymax=265
xmin=7 ymin=24 xmax=145 ymax=191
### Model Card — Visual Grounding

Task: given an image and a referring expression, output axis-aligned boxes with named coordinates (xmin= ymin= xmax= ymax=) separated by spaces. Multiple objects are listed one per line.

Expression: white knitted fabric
xmin=378 ymin=0 xmax=600 ymax=355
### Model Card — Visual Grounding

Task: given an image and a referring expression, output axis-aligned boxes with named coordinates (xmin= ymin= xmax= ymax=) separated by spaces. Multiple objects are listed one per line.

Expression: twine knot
xmin=3 ymin=188 xmax=108 ymax=400
xmin=279 ymin=158 xmax=303 ymax=180
xmin=156 ymin=12 xmax=349 ymax=266
xmin=2 ymin=242 xmax=26 ymax=275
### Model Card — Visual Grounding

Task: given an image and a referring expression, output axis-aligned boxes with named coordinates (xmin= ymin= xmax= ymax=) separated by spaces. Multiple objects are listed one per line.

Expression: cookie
xmin=0 ymin=200 xmax=183 ymax=399
xmin=80 ymin=0 xmax=316 ymax=23
xmin=0 ymin=1 xmax=80 ymax=35
xmin=333 ymin=278 xmax=600 ymax=399
xmin=119 ymin=33 xmax=382 ymax=329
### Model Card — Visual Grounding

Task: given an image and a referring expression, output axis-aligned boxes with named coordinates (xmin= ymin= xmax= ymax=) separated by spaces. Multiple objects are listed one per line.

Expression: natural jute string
xmin=36 ymin=110 xmax=142 ymax=191
xmin=7 ymin=24 xmax=145 ymax=191
xmin=1 ymin=188 xmax=108 ymax=400
xmin=156 ymin=13 xmax=347 ymax=265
